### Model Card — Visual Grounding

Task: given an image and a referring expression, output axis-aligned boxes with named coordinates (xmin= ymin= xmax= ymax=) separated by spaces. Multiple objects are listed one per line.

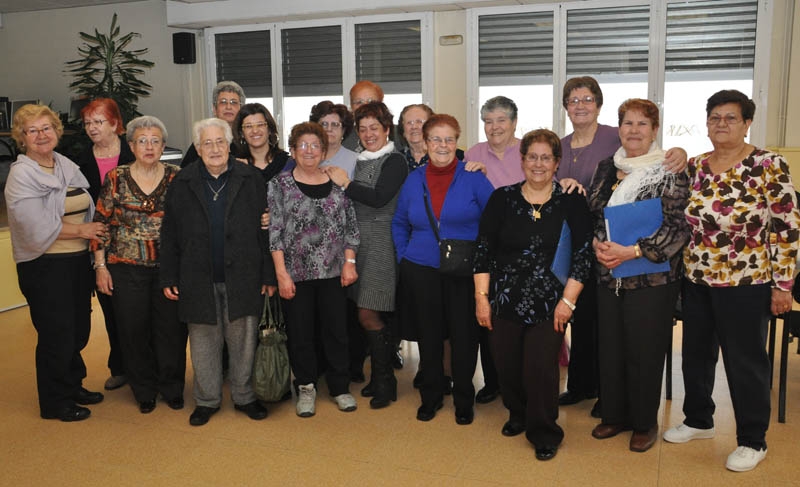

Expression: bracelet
xmin=476 ymin=290 xmax=489 ymax=297
xmin=633 ymin=244 xmax=642 ymax=259
xmin=561 ymin=296 xmax=576 ymax=311
xmin=93 ymin=262 xmax=106 ymax=270
xmin=345 ymin=258 xmax=356 ymax=264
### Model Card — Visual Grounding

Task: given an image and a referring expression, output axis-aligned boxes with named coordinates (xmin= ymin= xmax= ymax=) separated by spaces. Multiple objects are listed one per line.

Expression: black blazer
xmin=75 ymin=136 xmax=136 ymax=201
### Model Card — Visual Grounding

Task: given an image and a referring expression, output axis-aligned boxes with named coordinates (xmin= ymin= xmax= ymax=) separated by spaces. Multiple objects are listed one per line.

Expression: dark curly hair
xmin=706 ymin=89 xmax=756 ymax=121
xmin=232 ymin=103 xmax=282 ymax=164
xmin=288 ymin=122 xmax=328 ymax=156
xmin=354 ymin=101 xmax=394 ymax=136
xmin=520 ymin=128 xmax=562 ymax=163
xmin=562 ymin=76 xmax=604 ymax=109
xmin=309 ymin=100 xmax=354 ymax=141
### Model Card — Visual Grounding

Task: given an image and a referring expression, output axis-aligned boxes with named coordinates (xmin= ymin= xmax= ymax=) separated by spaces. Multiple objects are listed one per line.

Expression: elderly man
xmin=180 ymin=81 xmax=245 ymax=168
xmin=160 ymin=117 xmax=276 ymax=426
xmin=342 ymin=80 xmax=384 ymax=152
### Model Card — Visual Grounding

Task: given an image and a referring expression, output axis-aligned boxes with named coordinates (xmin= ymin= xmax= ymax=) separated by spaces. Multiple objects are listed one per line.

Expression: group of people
xmin=4 ymin=75 xmax=797 ymax=473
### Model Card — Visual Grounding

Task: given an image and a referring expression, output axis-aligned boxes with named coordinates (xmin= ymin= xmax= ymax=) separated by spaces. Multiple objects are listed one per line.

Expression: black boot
xmin=366 ymin=328 xmax=397 ymax=409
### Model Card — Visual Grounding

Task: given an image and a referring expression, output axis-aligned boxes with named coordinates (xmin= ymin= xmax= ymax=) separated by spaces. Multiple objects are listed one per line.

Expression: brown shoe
xmin=630 ymin=426 xmax=658 ymax=452
xmin=592 ymin=423 xmax=630 ymax=439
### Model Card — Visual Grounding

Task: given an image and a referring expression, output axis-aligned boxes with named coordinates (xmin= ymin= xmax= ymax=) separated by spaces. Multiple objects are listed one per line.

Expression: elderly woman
xmin=91 ymin=116 xmax=185 ymax=414
xmin=587 ymin=99 xmax=689 ymax=452
xmin=160 ymin=117 xmax=274 ymax=426
xmin=310 ymin=101 xmax=357 ymax=179
xmin=180 ymin=81 xmax=245 ymax=168
xmin=464 ymin=96 xmax=523 ymax=188
xmin=5 ymin=104 xmax=107 ymax=421
xmin=323 ymin=102 xmax=408 ymax=409
xmin=392 ymin=114 xmax=494 ymax=423
xmin=269 ymin=122 xmax=360 ymax=417
xmin=474 ymin=129 xmax=593 ymax=461
xmin=232 ymin=103 xmax=290 ymax=185
xmin=663 ymin=90 xmax=800 ymax=472
xmin=75 ymin=97 xmax=135 ymax=392
xmin=556 ymin=76 xmax=687 ymax=414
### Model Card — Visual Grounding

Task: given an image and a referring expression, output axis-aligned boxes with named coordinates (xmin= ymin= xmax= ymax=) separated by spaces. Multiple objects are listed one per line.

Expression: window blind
xmin=355 ymin=20 xmax=421 ymax=94
xmin=282 ymin=25 xmax=342 ymax=96
xmin=215 ymin=30 xmax=272 ymax=98
xmin=566 ymin=5 xmax=650 ymax=75
xmin=478 ymin=11 xmax=554 ymax=86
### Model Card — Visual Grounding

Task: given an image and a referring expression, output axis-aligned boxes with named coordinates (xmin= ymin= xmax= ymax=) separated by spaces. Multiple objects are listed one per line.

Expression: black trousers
xmin=491 ymin=316 xmax=564 ymax=447
xmin=597 ymin=281 xmax=679 ymax=430
xmin=283 ymin=277 xmax=350 ymax=396
xmin=681 ymin=279 xmax=771 ymax=450
xmin=96 ymin=283 xmax=125 ymax=376
xmin=400 ymin=259 xmax=479 ymax=410
xmin=565 ymin=277 xmax=599 ymax=396
xmin=17 ymin=253 xmax=92 ymax=416
xmin=109 ymin=264 xmax=186 ymax=403
xmin=478 ymin=326 xmax=499 ymax=391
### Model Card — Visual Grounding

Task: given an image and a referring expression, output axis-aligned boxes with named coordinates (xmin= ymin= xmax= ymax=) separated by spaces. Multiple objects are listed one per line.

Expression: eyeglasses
xmin=706 ymin=114 xmax=743 ymax=126
xmin=352 ymin=98 xmax=375 ymax=106
xmin=201 ymin=138 xmax=228 ymax=150
xmin=320 ymin=121 xmax=342 ymax=129
xmin=404 ymin=119 xmax=425 ymax=127
xmin=135 ymin=137 xmax=163 ymax=147
xmin=83 ymin=119 xmax=108 ymax=128
xmin=297 ymin=141 xmax=322 ymax=151
xmin=24 ymin=125 xmax=54 ymax=137
xmin=427 ymin=136 xmax=457 ymax=146
xmin=216 ymin=98 xmax=240 ymax=107
xmin=523 ymin=153 xmax=555 ymax=163
xmin=566 ymin=96 xmax=596 ymax=106
xmin=242 ymin=122 xmax=268 ymax=132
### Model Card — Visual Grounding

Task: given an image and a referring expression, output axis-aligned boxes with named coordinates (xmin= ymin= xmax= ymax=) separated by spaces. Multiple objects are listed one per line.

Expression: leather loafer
xmin=558 ymin=390 xmax=595 ymax=406
xmin=167 ymin=397 xmax=185 ymax=410
xmin=73 ymin=387 xmax=104 ymax=405
xmin=360 ymin=381 xmax=375 ymax=398
xmin=234 ymin=401 xmax=268 ymax=420
xmin=139 ymin=399 xmax=156 ymax=414
xmin=475 ymin=387 xmax=499 ymax=404
xmin=41 ymin=404 xmax=91 ymax=422
xmin=416 ymin=402 xmax=443 ymax=422
xmin=501 ymin=420 xmax=526 ymax=437
xmin=455 ymin=407 xmax=474 ymax=425
xmin=535 ymin=445 xmax=558 ymax=461
xmin=189 ymin=406 xmax=220 ymax=426
xmin=592 ymin=423 xmax=631 ymax=439
xmin=630 ymin=426 xmax=658 ymax=452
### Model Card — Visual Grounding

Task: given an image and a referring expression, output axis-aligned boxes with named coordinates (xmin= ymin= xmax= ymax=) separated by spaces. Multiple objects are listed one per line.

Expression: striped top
xmin=46 ymin=185 xmax=91 ymax=255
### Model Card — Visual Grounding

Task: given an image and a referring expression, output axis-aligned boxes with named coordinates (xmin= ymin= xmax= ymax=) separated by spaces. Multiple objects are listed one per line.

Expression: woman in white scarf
xmin=586 ymin=99 xmax=690 ymax=453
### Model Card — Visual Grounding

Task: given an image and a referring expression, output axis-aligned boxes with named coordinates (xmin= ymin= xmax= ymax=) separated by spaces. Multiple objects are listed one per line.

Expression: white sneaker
xmin=333 ymin=393 xmax=357 ymax=412
xmin=296 ymin=384 xmax=316 ymax=418
xmin=663 ymin=423 xmax=715 ymax=443
xmin=726 ymin=446 xmax=767 ymax=472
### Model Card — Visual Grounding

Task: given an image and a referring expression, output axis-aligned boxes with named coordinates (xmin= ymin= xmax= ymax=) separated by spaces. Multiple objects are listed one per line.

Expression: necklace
xmin=94 ymin=139 xmax=120 ymax=158
xmin=206 ymin=180 xmax=228 ymax=201
xmin=521 ymin=184 xmax=552 ymax=221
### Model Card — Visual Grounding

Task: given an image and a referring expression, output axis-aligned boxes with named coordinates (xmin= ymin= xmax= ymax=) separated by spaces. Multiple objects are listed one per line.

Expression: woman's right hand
xmin=476 ymin=294 xmax=493 ymax=331
xmin=277 ymin=272 xmax=296 ymax=300
xmin=96 ymin=268 xmax=113 ymax=295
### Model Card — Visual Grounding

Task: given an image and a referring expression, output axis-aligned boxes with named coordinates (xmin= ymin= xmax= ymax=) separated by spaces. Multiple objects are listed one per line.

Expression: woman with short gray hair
xmin=180 ymin=81 xmax=244 ymax=168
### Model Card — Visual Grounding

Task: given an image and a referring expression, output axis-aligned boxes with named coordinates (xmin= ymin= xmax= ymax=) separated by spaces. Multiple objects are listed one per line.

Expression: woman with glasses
xmin=91 ymin=116 xmax=186 ymax=415
xmin=180 ymin=81 xmax=245 ymax=168
xmin=663 ymin=90 xmax=800 ymax=472
xmin=5 ymin=104 xmax=107 ymax=421
xmin=75 ymin=98 xmax=135 ymax=392
xmin=310 ymin=101 xmax=357 ymax=179
xmin=232 ymin=103 xmax=290 ymax=187
xmin=392 ymin=114 xmax=494 ymax=424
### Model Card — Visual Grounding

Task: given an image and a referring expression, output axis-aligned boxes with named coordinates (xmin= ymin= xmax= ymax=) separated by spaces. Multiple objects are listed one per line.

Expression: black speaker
xmin=173 ymin=32 xmax=196 ymax=64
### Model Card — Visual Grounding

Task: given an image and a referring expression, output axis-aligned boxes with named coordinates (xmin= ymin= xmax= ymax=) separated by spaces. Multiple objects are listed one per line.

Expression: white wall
xmin=0 ymin=0 xmax=203 ymax=151
xmin=433 ymin=10 xmax=469 ymax=144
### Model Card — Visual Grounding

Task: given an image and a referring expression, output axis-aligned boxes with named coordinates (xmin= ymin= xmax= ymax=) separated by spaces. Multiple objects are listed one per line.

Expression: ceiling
xmin=0 ymin=0 xmax=210 ymax=14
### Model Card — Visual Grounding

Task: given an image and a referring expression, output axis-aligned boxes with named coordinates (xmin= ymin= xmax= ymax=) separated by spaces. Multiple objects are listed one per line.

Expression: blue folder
xmin=550 ymin=221 xmax=571 ymax=286
xmin=603 ymin=198 xmax=670 ymax=278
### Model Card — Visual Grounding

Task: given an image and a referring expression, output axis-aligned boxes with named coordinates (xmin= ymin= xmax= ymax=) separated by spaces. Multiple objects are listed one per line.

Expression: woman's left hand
xmin=771 ymin=288 xmax=793 ymax=316
xmin=663 ymin=147 xmax=688 ymax=174
xmin=553 ymin=300 xmax=572 ymax=333
xmin=595 ymin=241 xmax=636 ymax=270
xmin=464 ymin=161 xmax=487 ymax=175
xmin=321 ymin=166 xmax=349 ymax=187
xmin=341 ymin=262 xmax=358 ymax=287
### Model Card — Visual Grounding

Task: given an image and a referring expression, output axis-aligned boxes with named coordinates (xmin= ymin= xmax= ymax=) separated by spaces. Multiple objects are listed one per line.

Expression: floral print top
xmin=474 ymin=181 xmax=593 ymax=326
xmin=91 ymin=164 xmax=179 ymax=267
xmin=268 ymin=171 xmax=360 ymax=283
xmin=684 ymin=148 xmax=800 ymax=291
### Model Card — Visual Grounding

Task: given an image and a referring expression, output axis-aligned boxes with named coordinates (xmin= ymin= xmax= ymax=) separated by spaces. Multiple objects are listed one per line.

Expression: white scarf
xmin=357 ymin=141 xmax=395 ymax=161
xmin=607 ymin=142 xmax=673 ymax=207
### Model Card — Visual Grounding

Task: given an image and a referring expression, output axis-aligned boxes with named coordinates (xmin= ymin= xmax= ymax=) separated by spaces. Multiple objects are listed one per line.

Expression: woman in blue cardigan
xmin=392 ymin=114 xmax=494 ymax=424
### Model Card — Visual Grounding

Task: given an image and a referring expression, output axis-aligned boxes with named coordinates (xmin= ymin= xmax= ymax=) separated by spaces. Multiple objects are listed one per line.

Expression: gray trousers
xmin=188 ymin=283 xmax=258 ymax=408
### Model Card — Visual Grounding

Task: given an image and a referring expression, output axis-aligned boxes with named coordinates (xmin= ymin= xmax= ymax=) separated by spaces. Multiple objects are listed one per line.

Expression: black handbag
xmin=423 ymin=188 xmax=476 ymax=277
xmin=252 ymin=293 xmax=291 ymax=403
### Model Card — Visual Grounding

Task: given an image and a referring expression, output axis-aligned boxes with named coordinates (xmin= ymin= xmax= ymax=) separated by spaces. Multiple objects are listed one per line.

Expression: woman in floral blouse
xmin=474 ymin=129 xmax=593 ymax=461
xmin=663 ymin=90 xmax=800 ymax=473
xmin=269 ymin=122 xmax=360 ymax=418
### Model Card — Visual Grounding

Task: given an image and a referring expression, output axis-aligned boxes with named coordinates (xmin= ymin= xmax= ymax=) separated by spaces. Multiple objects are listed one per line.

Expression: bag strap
xmin=265 ymin=294 xmax=283 ymax=331
xmin=259 ymin=293 xmax=270 ymax=328
xmin=422 ymin=187 xmax=441 ymax=243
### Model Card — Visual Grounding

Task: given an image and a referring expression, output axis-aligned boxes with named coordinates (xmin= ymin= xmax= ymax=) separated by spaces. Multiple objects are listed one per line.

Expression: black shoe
xmin=413 ymin=370 xmax=422 ymax=389
xmin=475 ymin=387 xmax=499 ymax=404
xmin=73 ymin=387 xmax=104 ymax=405
xmin=590 ymin=400 xmax=601 ymax=418
xmin=416 ymin=402 xmax=443 ymax=422
xmin=392 ymin=349 xmax=404 ymax=370
xmin=189 ymin=406 xmax=220 ymax=426
xmin=443 ymin=376 xmax=453 ymax=396
xmin=558 ymin=390 xmax=589 ymax=406
xmin=235 ymin=401 xmax=268 ymax=420
xmin=360 ymin=381 xmax=375 ymax=397
xmin=139 ymin=399 xmax=156 ymax=414
xmin=501 ymin=420 xmax=525 ymax=437
xmin=167 ymin=397 xmax=185 ymax=410
xmin=41 ymin=404 xmax=91 ymax=422
xmin=535 ymin=445 xmax=558 ymax=461
xmin=455 ymin=407 xmax=474 ymax=425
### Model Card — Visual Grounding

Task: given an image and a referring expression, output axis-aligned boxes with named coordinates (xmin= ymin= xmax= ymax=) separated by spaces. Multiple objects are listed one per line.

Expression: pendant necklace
xmin=206 ymin=180 xmax=228 ymax=201
xmin=522 ymin=184 xmax=552 ymax=221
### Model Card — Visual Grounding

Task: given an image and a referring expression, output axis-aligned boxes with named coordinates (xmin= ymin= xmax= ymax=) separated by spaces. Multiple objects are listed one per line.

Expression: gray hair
xmin=212 ymin=81 xmax=246 ymax=106
xmin=126 ymin=115 xmax=168 ymax=142
xmin=480 ymin=96 xmax=518 ymax=122
xmin=192 ymin=118 xmax=233 ymax=148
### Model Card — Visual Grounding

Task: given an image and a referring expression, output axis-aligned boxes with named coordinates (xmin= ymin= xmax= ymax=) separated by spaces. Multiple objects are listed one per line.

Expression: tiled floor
xmin=1 ymin=300 xmax=799 ymax=486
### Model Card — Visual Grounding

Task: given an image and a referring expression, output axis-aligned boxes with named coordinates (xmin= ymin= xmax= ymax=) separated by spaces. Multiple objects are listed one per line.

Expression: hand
xmin=260 ymin=209 xmax=270 ymax=229
xmin=83 ymin=222 xmax=108 ymax=241
xmin=771 ymin=288 xmax=793 ymax=316
xmin=476 ymin=295 xmax=492 ymax=330
xmin=277 ymin=272 xmax=296 ymax=300
xmin=341 ymin=262 xmax=358 ymax=287
xmin=559 ymin=178 xmax=586 ymax=196
xmin=595 ymin=241 xmax=635 ymax=270
xmin=321 ymin=165 xmax=348 ymax=187
xmin=464 ymin=161 xmax=487 ymax=175
xmin=265 ymin=285 xmax=277 ymax=297
xmin=95 ymin=267 xmax=113 ymax=295
xmin=163 ymin=286 xmax=180 ymax=301
xmin=663 ymin=147 xmax=688 ymax=174
xmin=553 ymin=300 xmax=572 ymax=333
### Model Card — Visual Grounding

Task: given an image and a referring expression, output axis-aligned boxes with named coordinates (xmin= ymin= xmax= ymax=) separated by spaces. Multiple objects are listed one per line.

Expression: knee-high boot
xmin=366 ymin=328 xmax=397 ymax=409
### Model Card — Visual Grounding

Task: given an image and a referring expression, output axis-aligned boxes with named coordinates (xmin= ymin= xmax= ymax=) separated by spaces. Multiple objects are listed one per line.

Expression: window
xmin=214 ymin=30 xmax=273 ymax=113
